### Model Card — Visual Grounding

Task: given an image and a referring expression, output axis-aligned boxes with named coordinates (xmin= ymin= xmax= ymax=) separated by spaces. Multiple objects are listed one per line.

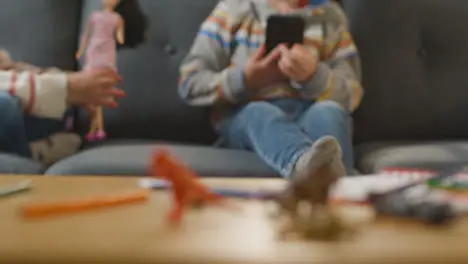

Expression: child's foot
xmin=96 ymin=130 xmax=106 ymax=140
xmin=85 ymin=132 xmax=96 ymax=141
xmin=294 ymin=136 xmax=344 ymax=178
xmin=29 ymin=132 xmax=82 ymax=166
xmin=291 ymin=136 xmax=346 ymax=203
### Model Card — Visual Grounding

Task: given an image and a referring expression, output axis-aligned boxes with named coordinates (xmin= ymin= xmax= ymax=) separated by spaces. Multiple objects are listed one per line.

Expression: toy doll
xmin=76 ymin=0 xmax=147 ymax=141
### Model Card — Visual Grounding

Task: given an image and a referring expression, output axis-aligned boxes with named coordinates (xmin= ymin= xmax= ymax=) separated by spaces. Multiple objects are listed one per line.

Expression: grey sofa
xmin=1 ymin=0 xmax=468 ymax=176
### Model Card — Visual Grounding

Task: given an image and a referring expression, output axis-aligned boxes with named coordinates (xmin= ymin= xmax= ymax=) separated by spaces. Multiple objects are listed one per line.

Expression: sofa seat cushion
xmin=45 ymin=142 xmax=277 ymax=177
xmin=0 ymin=153 xmax=43 ymax=174
xmin=356 ymin=141 xmax=468 ymax=174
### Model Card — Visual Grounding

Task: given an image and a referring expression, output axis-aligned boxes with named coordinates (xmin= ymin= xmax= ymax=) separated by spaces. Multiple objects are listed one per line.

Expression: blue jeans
xmin=219 ymin=99 xmax=354 ymax=177
xmin=0 ymin=92 xmax=64 ymax=157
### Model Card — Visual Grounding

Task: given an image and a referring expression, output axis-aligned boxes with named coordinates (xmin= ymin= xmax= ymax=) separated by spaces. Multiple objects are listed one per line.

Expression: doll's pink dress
xmin=84 ymin=10 xmax=121 ymax=72
xmin=82 ymin=10 xmax=121 ymax=141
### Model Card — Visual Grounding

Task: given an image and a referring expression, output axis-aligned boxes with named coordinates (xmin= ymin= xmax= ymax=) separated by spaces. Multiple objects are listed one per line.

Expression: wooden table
xmin=1 ymin=175 xmax=468 ymax=264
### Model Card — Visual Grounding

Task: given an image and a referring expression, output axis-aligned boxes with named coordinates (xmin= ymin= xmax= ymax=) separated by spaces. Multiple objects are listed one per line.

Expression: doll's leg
xmin=86 ymin=114 xmax=98 ymax=141
xmin=95 ymin=106 xmax=106 ymax=140
xmin=90 ymin=115 xmax=98 ymax=132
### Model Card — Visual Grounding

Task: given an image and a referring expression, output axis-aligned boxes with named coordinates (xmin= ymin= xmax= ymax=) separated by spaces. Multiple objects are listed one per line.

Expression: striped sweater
xmin=0 ymin=49 xmax=68 ymax=119
xmin=179 ymin=0 xmax=363 ymax=121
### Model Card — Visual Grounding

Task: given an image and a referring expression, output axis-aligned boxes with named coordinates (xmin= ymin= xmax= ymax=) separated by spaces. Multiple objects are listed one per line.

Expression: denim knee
xmin=306 ymin=100 xmax=354 ymax=174
xmin=311 ymin=101 xmax=348 ymax=120
xmin=0 ymin=92 xmax=22 ymax=122
xmin=238 ymin=101 xmax=285 ymax=125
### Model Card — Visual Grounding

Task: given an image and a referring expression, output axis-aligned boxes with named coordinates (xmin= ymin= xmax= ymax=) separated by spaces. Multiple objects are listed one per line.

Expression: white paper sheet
xmin=138 ymin=174 xmax=468 ymax=212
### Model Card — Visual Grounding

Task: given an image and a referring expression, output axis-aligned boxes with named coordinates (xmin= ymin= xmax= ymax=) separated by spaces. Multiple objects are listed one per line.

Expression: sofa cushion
xmin=76 ymin=0 xmax=218 ymax=144
xmin=45 ymin=142 xmax=277 ymax=177
xmin=0 ymin=153 xmax=43 ymax=174
xmin=342 ymin=0 xmax=468 ymax=143
xmin=0 ymin=0 xmax=81 ymax=70
xmin=355 ymin=141 xmax=468 ymax=174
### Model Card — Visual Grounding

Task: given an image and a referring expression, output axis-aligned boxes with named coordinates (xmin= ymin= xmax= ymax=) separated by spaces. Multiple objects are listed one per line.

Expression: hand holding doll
xmin=76 ymin=0 xmax=147 ymax=141
xmin=66 ymin=68 xmax=125 ymax=108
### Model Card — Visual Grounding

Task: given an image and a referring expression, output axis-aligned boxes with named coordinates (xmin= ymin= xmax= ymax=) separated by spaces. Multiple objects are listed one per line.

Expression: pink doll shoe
xmin=85 ymin=133 xmax=96 ymax=141
xmin=96 ymin=130 xmax=107 ymax=140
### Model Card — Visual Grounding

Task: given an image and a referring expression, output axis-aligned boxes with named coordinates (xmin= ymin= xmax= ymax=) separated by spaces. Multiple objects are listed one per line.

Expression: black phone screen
xmin=265 ymin=15 xmax=306 ymax=55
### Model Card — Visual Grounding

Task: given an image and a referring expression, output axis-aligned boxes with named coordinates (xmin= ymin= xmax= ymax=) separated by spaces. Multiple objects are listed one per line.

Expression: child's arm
xmin=296 ymin=5 xmax=363 ymax=112
xmin=178 ymin=0 xmax=250 ymax=106
xmin=0 ymin=70 xmax=68 ymax=119
xmin=12 ymin=61 xmax=42 ymax=72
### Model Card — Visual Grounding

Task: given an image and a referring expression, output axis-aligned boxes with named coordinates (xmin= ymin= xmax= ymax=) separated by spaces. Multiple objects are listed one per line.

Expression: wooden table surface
xmin=1 ymin=175 xmax=468 ymax=264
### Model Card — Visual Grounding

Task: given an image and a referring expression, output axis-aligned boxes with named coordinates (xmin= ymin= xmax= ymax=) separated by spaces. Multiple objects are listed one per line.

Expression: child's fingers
xmin=282 ymin=45 xmax=304 ymax=66
xmin=100 ymin=76 xmax=120 ymax=87
xmin=289 ymin=56 xmax=308 ymax=77
xmin=94 ymin=68 xmax=120 ymax=82
xmin=104 ymin=88 xmax=126 ymax=98
xmin=92 ymin=88 xmax=123 ymax=108
xmin=278 ymin=44 xmax=290 ymax=55
xmin=93 ymin=67 xmax=116 ymax=75
xmin=281 ymin=46 xmax=309 ymax=78
xmin=278 ymin=45 xmax=301 ymax=66
xmin=262 ymin=46 xmax=282 ymax=66
xmin=291 ymin=44 xmax=309 ymax=56
xmin=292 ymin=44 xmax=317 ymax=70
xmin=101 ymin=98 xmax=118 ymax=109
xmin=279 ymin=55 xmax=300 ymax=78
xmin=280 ymin=53 xmax=294 ymax=69
xmin=251 ymin=45 xmax=266 ymax=61
xmin=278 ymin=59 xmax=297 ymax=79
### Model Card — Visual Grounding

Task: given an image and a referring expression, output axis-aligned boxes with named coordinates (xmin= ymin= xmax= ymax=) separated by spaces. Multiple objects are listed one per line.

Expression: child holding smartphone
xmin=179 ymin=0 xmax=362 ymax=179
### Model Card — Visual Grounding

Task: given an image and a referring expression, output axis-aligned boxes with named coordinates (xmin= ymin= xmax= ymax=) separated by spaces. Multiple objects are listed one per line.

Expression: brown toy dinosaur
xmin=271 ymin=136 xmax=350 ymax=240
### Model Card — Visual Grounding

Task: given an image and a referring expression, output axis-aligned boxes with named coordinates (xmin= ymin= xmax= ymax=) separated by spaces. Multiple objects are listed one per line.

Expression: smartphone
xmin=265 ymin=14 xmax=306 ymax=55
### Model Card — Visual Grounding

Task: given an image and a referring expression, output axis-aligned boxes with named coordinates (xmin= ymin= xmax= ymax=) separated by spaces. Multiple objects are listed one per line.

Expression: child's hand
xmin=66 ymin=68 xmax=125 ymax=109
xmin=278 ymin=44 xmax=319 ymax=83
xmin=243 ymin=45 xmax=288 ymax=90
xmin=13 ymin=62 xmax=38 ymax=71
xmin=0 ymin=49 xmax=13 ymax=69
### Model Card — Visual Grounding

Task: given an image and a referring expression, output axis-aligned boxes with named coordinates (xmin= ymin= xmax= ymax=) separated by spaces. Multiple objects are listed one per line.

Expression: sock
xmin=29 ymin=132 xmax=82 ymax=166
xmin=293 ymin=135 xmax=346 ymax=180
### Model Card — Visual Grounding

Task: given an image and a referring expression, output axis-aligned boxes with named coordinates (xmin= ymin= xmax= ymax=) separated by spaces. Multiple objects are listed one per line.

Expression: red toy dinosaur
xmin=149 ymin=149 xmax=225 ymax=225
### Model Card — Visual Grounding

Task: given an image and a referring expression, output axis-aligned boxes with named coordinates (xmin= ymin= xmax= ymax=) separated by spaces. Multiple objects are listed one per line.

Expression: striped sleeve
xmin=178 ymin=0 xmax=249 ymax=106
xmin=0 ymin=70 xmax=68 ymax=119
xmin=298 ymin=7 xmax=364 ymax=112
